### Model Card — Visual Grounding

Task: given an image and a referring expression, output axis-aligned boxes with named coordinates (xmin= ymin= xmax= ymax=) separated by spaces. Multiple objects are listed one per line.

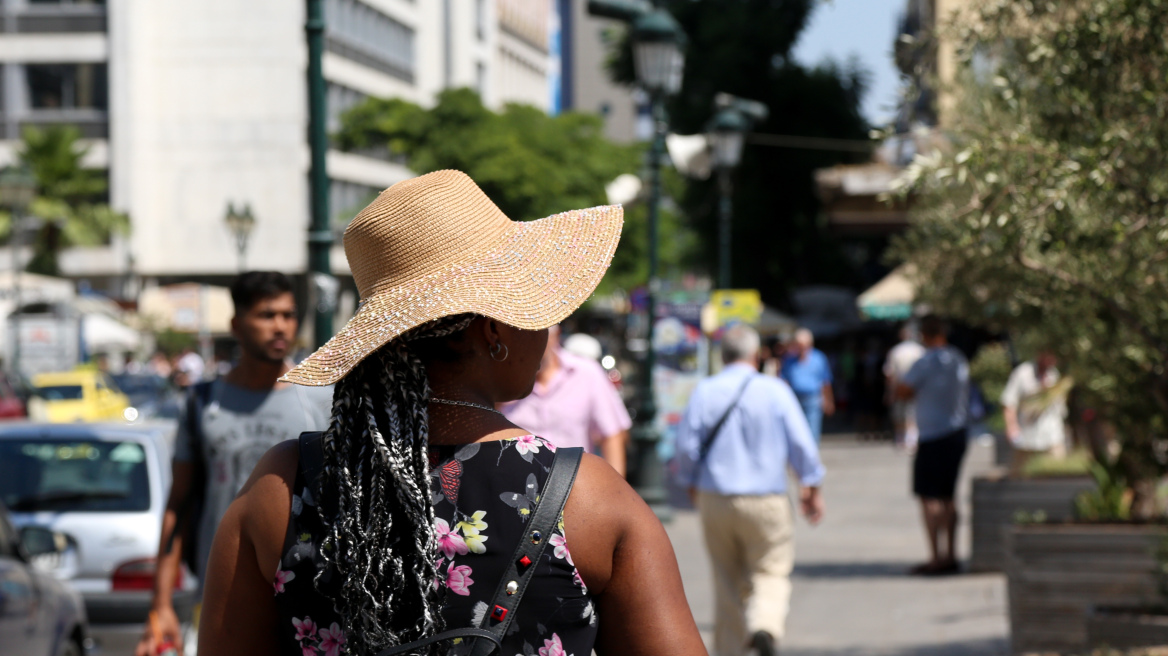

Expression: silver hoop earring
xmin=490 ymin=343 xmax=509 ymax=362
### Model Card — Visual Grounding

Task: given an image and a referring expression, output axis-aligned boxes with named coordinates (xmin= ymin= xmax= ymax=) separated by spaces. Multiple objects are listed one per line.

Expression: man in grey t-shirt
xmin=897 ymin=315 xmax=969 ymax=576
xmin=136 ymin=273 xmax=332 ymax=656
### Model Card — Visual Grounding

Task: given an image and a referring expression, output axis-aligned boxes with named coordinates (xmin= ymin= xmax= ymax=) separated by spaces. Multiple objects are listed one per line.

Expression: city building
xmin=556 ymin=0 xmax=643 ymax=143
xmin=0 ymin=0 xmax=554 ymax=302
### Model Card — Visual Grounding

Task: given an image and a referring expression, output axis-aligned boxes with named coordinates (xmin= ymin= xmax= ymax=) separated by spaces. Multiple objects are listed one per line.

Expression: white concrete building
xmin=0 ymin=0 xmax=554 ymax=288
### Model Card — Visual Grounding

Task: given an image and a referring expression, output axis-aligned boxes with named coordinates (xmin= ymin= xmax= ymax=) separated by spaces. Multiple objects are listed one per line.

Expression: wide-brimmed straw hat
xmin=282 ymin=169 xmax=623 ymax=386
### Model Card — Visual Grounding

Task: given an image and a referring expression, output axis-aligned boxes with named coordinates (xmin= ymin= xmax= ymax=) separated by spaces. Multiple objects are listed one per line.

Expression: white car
xmin=0 ymin=422 xmax=198 ymax=655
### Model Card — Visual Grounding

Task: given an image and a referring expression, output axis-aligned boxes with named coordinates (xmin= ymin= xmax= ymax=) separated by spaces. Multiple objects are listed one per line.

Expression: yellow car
xmin=30 ymin=370 xmax=132 ymax=423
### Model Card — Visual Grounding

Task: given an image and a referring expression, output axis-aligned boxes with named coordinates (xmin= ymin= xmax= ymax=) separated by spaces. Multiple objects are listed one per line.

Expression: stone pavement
xmin=664 ymin=437 xmax=1010 ymax=656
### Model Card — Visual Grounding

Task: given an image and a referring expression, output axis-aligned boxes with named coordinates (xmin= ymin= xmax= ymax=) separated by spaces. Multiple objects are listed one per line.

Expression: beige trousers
xmin=696 ymin=491 xmax=795 ymax=656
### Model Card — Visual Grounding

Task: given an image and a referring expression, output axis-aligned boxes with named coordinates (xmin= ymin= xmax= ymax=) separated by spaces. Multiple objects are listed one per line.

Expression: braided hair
xmin=315 ymin=313 xmax=476 ymax=655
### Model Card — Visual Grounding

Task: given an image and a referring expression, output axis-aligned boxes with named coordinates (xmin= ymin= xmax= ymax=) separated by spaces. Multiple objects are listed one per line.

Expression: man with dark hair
xmin=896 ymin=315 xmax=970 ymax=575
xmin=136 ymin=272 xmax=333 ymax=656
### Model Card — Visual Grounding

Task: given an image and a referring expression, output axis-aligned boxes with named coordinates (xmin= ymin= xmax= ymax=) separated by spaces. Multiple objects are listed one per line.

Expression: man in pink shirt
xmin=500 ymin=325 xmax=632 ymax=476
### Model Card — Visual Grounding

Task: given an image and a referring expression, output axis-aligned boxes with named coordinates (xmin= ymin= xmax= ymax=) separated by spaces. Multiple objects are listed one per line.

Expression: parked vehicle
xmin=29 ymin=370 xmax=132 ymax=423
xmin=0 ymin=371 xmax=27 ymax=419
xmin=0 ymin=501 xmax=88 ymax=656
xmin=0 ymin=422 xmax=196 ymax=655
xmin=109 ymin=373 xmax=183 ymax=421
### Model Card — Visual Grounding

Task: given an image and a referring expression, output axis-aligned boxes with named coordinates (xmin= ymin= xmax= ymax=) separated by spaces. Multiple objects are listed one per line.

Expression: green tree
xmin=603 ymin=0 xmax=872 ymax=305
xmin=891 ymin=0 xmax=1168 ymax=517
xmin=336 ymin=87 xmax=697 ymax=293
xmin=4 ymin=126 xmax=129 ymax=276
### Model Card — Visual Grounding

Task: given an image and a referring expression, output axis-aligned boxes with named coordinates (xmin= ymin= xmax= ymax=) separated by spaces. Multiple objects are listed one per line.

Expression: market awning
xmin=857 ymin=263 xmax=917 ymax=320
xmin=83 ymin=313 xmax=143 ymax=353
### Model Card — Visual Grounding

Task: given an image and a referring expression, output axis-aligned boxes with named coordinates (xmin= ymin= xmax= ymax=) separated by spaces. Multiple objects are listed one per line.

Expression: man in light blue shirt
xmin=896 ymin=315 xmax=970 ymax=576
xmin=677 ymin=324 xmax=826 ymax=656
xmin=781 ymin=328 xmax=835 ymax=442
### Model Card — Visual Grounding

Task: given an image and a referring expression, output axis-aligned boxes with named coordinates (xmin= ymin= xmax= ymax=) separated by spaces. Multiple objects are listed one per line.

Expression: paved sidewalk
xmin=665 ymin=437 xmax=1009 ymax=656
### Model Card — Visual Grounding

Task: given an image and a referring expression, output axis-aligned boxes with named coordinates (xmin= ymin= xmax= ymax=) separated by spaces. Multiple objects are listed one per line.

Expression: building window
xmin=476 ymin=0 xmax=486 ymax=40
xmin=327 ymin=82 xmax=368 ymax=133
xmin=324 ymin=0 xmax=415 ymax=81
xmin=26 ymin=63 xmax=107 ymax=110
xmin=475 ymin=62 xmax=487 ymax=97
xmin=28 ymin=0 xmax=106 ymax=4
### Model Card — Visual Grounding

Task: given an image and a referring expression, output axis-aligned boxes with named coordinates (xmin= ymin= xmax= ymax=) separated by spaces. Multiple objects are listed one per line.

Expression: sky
xmin=790 ymin=0 xmax=906 ymax=127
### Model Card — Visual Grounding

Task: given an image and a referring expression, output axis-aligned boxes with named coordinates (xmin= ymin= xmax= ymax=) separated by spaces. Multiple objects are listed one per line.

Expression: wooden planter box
xmin=1088 ymin=607 xmax=1168 ymax=651
xmin=969 ymin=472 xmax=1095 ymax=572
xmin=1006 ymin=524 xmax=1166 ymax=655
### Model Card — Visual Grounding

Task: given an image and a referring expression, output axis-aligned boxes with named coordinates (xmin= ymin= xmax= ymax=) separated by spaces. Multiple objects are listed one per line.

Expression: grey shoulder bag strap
xmin=297 ymin=433 xmax=582 ymax=656
xmin=697 ymin=374 xmax=756 ymax=468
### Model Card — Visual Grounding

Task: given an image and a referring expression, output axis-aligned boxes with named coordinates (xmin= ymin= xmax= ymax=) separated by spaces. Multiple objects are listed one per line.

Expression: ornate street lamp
xmin=224 ymin=202 xmax=256 ymax=272
xmin=707 ymin=93 xmax=768 ymax=290
xmin=0 ymin=166 xmax=38 ymax=377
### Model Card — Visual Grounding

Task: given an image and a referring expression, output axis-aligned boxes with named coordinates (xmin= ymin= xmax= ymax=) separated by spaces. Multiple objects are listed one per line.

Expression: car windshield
xmin=0 ymin=439 xmax=150 ymax=512
xmin=36 ymin=385 xmax=84 ymax=400
xmin=110 ymin=375 xmax=162 ymax=396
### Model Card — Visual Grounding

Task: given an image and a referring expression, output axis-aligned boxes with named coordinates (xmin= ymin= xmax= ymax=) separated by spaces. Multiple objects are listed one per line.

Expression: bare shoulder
xmin=235 ymin=439 xmax=301 ymax=581
xmin=562 ymin=452 xmax=659 ymax=596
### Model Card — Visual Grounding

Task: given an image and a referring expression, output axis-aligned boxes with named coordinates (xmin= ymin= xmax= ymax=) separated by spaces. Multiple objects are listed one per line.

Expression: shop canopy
xmin=857 ymin=263 xmax=917 ymax=321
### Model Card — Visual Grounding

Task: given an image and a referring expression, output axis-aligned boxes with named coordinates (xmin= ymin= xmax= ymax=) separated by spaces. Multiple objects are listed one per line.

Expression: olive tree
xmin=892 ymin=0 xmax=1168 ymax=517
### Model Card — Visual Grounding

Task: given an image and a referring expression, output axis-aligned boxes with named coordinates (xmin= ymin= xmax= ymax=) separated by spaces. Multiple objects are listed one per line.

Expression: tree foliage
xmin=336 ymin=87 xmax=696 ymax=293
xmin=891 ymin=0 xmax=1168 ymax=516
xmin=4 ymin=126 xmax=129 ymax=276
xmin=604 ymin=0 xmax=872 ymax=305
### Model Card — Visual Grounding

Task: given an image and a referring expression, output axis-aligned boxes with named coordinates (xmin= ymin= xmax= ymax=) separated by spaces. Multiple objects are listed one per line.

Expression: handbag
xmin=298 ymin=432 xmax=584 ymax=656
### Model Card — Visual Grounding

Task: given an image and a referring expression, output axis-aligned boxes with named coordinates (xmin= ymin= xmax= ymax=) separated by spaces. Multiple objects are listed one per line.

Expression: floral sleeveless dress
xmin=273 ymin=436 xmax=597 ymax=656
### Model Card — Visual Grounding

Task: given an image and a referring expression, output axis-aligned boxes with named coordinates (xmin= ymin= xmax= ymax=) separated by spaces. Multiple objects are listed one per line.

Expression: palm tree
xmin=6 ymin=125 xmax=129 ymax=276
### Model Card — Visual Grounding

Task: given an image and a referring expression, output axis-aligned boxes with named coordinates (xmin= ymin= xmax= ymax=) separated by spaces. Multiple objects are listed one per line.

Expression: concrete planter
xmin=969 ymin=472 xmax=1095 ymax=572
xmin=1006 ymin=524 xmax=1166 ymax=655
xmin=1088 ymin=607 xmax=1168 ymax=651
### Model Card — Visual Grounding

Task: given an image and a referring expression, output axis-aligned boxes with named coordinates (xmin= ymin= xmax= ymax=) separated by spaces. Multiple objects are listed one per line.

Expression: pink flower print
xmin=319 ymin=622 xmax=347 ymax=656
xmin=434 ymin=518 xmax=468 ymax=559
xmin=538 ymin=633 xmax=572 ymax=656
xmin=302 ymin=646 xmax=316 ymax=656
xmin=446 ymin=562 xmax=475 ymax=596
xmin=273 ymin=569 xmax=297 ymax=594
xmin=514 ymin=435 xmax=541 ymax=456
xmin=549 ymin=534 xmax=574 ymax=566
xmin=542 ymin=438 xmax=557 ymax=452
xmin=572 ymin=568 xmax=587 ymax=592
xmin=434 ymin=558 xmax=445 ymax=590
xmin=292 ymin=616 xmax=317 ymax=642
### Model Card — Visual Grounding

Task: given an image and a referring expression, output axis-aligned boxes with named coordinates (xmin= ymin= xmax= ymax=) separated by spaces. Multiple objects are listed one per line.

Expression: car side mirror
xmin=19 ymin=526 xmax=68 ymax=557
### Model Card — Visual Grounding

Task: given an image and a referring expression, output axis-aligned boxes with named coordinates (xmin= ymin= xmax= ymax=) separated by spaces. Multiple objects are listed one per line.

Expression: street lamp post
xmin=0 ymin=167 xmax=37 ymax=378
xmin=306 ymin=0 xmax=334 ymax=348
xmin=224 ymin=202 xmax=256 ymax=272
xmin=708 ymin=94 xmax=768 ymax=290
xmin=627 ymin=7 xmax=686 ymax=512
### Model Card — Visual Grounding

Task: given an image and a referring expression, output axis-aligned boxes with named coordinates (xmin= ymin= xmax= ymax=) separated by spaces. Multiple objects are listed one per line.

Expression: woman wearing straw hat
xmin=196 ymin=171 xmax=706 ymax=656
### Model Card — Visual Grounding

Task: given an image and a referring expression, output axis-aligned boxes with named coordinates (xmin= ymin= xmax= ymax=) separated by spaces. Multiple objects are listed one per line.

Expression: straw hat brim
xmin=282 ymin=204 xmax=624 ymax=386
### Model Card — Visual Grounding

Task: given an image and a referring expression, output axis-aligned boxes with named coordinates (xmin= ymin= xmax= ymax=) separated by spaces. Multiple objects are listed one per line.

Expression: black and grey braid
xmin=315 ymin=314 xmax=476 ymax=655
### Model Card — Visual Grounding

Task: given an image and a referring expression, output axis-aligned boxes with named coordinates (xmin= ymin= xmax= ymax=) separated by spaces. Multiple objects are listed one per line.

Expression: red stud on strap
xmin=491 ymin=605 xmax=508 ymax=622
xmin=518 ymin=555 xmax=532 ymax=569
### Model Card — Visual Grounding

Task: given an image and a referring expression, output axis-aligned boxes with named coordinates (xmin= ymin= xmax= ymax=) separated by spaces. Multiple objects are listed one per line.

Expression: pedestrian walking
xmin=885 ymin=323 xmax=926 ymax=450
xmin=196 ymin=170 xmax=705 ymax=656
xmin=135 ymin=271 xmax=333 ymax=656
xmin=781 ymin=328 xmax=835 ymax=442
xmin=895 ymin=315 xmax=969 ymax=575
xmin=1002 ymin=350 xmax=1071 ymax=476
xmin=677 ymin=324 xmax=826 ymax=656
xmin=501 ymin=324 xmax=632 ymax=476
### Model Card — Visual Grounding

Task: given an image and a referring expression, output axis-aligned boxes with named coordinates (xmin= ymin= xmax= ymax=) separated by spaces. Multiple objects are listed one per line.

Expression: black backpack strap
xmin=376 ymin=628 xmax=502 ymax=656
xmin=164 ymin=380 xmax=216 ymax=559
xmin=298 ymin=431 xmax=326 ymax=494
xmin=696 ymin=375 xmax=755 ymax=468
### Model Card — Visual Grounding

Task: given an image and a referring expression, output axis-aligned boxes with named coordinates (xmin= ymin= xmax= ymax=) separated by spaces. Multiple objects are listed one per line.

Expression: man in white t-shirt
xmin=885 ymin=324 xmax=926 ymax=449
xmin=1001 ymin=351 xmax=1069 ymax=475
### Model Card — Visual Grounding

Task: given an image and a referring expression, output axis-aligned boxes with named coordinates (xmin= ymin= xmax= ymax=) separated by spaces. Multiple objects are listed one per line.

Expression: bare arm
xmin=1003 ymin=405 xmax=1020 ymax=441
xmin=597 ymin=430 xmax=628 ymax=478
xmin=198 ymin=441 xmax=298 ymax=656
xmin=895 ymin=382 xmax=916 ymax=401
xmin=135 ymin=461 xmax=192 ymax=656
xmin=821 ymin=383 xmax=835 ymax=416
xmin=568 ymin=454 xmax=706 ymax=656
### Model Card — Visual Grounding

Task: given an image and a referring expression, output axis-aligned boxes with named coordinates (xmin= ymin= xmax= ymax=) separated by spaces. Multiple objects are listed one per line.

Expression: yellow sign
xmin=709 ymin=289 xmax=763 ymax=328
